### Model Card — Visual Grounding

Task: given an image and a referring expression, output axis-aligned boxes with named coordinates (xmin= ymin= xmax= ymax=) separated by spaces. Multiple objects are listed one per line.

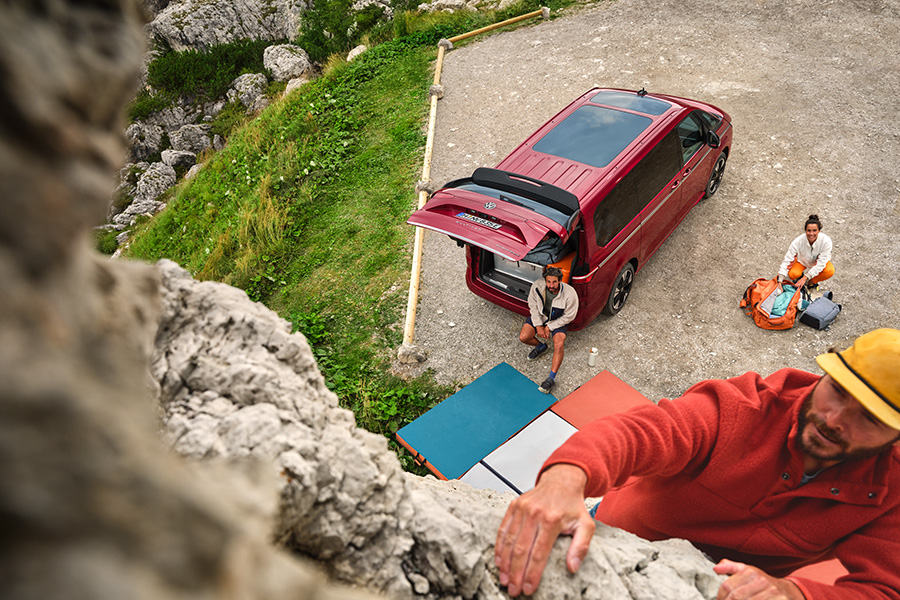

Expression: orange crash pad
xmin=551 ymin=369 xmax=652 ymax=428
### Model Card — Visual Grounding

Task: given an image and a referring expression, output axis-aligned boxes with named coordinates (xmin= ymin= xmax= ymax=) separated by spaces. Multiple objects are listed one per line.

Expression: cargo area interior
xmin=477 ymin=233 xmax=577 ymax=301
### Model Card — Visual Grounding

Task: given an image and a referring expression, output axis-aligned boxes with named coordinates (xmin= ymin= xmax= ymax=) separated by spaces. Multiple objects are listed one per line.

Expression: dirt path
xmin=400 ymin=0 xmax=900 ymax=402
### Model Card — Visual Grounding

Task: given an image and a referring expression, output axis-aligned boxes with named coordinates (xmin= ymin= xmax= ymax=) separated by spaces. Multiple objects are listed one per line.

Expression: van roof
xmin=495 ymin=88 xmax=688 ymax=202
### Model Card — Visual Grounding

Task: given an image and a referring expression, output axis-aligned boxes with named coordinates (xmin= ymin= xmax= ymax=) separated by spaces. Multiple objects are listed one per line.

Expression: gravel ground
xmin=397 ymin=0 xmax=900 ymax=403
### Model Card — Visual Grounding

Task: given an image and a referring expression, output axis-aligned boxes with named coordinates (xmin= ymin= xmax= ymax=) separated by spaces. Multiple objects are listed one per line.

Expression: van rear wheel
xmin=703 ymin=153 xmax=727 ymax=198
xmin=605 ymin=263 xmax=634 ymax=315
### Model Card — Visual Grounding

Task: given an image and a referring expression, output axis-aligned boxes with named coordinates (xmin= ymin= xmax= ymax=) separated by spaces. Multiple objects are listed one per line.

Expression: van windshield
xmin=533 ymin=105 xmax=652 ymax=168
xmin=451 ymin=182 xmax=574 ymax=231
xmin=590 ymin=91 xmax=672 ymax=115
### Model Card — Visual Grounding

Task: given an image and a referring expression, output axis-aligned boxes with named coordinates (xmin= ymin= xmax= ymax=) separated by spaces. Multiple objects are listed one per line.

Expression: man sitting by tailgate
xmin=519 ymin=265 xmax=579 ymax=394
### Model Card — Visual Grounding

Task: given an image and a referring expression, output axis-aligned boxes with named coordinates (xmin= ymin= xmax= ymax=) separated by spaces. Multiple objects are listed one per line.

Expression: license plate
xmin=456 ymin=212 xmax=501 ymax=230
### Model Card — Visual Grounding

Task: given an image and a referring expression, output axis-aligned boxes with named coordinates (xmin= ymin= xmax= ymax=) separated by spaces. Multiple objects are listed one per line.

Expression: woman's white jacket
xmin=778 ymin=233 xmax=833 ymax=280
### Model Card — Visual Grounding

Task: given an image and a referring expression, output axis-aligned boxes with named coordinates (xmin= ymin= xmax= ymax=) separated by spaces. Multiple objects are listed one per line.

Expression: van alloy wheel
xmin=605 ymin=263 xmax=635 ymax=315
xmin=704 ymin=153 xmax=727 ymax=198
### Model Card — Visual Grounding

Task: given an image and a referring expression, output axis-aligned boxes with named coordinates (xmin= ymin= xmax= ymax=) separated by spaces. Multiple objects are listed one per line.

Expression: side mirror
xmin=707 ymin=131 xmax=721 ymax=149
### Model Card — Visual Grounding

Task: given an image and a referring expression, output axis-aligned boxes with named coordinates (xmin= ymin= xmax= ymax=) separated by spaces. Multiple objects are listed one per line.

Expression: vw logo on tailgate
xmin=456 ymin=212 xmax=501 ymax=230
xmin=483 ymin=202 xmax=497 ymax=210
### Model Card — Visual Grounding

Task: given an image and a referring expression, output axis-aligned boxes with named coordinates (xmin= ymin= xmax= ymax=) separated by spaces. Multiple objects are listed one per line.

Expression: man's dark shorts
xmin=526 ymin=307 xmax=568 ymax=337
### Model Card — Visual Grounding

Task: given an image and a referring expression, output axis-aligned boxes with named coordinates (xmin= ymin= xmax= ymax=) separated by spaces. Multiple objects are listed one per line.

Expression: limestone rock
xmin=140 ymin=102 xmax=208 ymax=132
xmin=126 ymin=121 xmax=165 ymax=162
xmin=136 ymin=161 xmax=177 ymax=203
xmin=353 ymin=0 xmax=393 ymax=19
xmin=264 ymin=44 xmax=312 ymax=82
xmin=185 ymin=163 xmax=203 ymax=179
xmin=348 ymin=44 xmax=368 ymax=61
xmin=147 ymin=0 xmax=308 ymax=52
xmin=284 ymin=76 xmax=311 ymax=97
xmin=161 ymin=148 xmax=197 ymax=169
xmin=228 ymin=72 xmax=268 ymax=109
xmin=112 ymin=161 xmax=175 ymax=227
xmin=109 ymin=161 xmax=150 ymax=218
xmin=417 ymin=0 xmax=473 ymax=13
xmin=169 ymin=123 xmax=212 ymax=154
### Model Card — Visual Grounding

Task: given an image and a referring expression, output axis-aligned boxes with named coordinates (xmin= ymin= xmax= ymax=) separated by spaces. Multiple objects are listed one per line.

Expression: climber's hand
xmin=495 ymin=464 xmax=595 ymax=597
xmin=714 ymin=560 xmax=804 ymax=600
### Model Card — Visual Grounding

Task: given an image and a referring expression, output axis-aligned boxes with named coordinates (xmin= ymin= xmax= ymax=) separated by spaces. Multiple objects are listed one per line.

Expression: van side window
xmin=696 ymin=110 xmax=722 ymax=131
xmin=676 ymin=112 xmax=705 ymax=164
xmin=593 ymin=129 xmax=682 ymax=247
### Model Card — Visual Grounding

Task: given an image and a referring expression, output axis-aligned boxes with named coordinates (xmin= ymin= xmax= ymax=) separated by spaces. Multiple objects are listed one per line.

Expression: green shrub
xmin=94 ymin=228 xmax=119 ymax=255
xmin=297 ymin=0 xmax=355 ymax=63
xmin=128 ymin=88 xmax=172 ymax=122
xmin=147 ymin=39 xmax=276 ymax=102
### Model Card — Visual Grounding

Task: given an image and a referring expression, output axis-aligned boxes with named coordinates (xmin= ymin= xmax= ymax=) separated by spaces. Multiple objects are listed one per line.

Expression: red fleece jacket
xmin=542 ymin=369 xmax=900 ymax=600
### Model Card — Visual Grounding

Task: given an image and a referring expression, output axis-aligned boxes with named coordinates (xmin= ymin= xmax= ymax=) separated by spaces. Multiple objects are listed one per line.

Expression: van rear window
xmin=533 ymin=106 xmax=651 ymax=168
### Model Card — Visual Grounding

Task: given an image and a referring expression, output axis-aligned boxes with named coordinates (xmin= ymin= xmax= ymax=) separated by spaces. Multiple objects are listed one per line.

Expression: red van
xmin=408 ymin=88 xmax=732 ymax=330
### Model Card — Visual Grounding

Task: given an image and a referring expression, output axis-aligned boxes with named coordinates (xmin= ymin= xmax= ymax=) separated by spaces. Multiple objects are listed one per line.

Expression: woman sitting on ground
xmin=776 ymin=214 xmax=834 ymax=291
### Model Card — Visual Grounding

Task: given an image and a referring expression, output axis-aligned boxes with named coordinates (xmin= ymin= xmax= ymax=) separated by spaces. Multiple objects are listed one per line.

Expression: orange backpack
xmin=740 ymin=278 xmax=808 ymax=330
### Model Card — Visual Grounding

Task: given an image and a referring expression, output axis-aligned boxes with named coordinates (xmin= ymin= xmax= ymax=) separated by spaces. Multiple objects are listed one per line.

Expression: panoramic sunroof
xmin=532 ymin=105 xmax=652 ymax=168
xmin=590 ymin=90 xmax=672 ymax=115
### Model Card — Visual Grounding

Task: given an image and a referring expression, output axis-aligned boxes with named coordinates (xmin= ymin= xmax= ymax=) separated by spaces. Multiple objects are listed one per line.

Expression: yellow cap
xmin=816 ymin=329 xmax=900 ymax=430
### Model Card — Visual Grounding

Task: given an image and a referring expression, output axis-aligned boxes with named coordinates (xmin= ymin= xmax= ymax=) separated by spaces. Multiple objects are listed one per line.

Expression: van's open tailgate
xmin=407 ymin=188 xmax=567 ymax=262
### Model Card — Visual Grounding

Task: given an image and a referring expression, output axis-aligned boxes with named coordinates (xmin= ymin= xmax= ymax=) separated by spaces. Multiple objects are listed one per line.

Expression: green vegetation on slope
xmin=125 ymin=31 xmax=459 ymax=471
xmin=123 ymin=1 xmax=591 ymax=471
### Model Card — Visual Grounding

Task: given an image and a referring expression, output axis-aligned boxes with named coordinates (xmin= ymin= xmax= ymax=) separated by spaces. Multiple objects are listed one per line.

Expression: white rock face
xmin=147 ymin=0 xmax=308 ymax=51
xmin=161 ymin=148 xmax=197 ymax=168
xmin=227 ymin=72 xmax=268 ymax=108
xmin=284 ymin=76 xmax=310 ymax=97
xmin=353 ymin=0 xmax=393 ymax=18
xmin=263 ymin=44 xmax=312 ymax=82
xmin=112 ymin=162 xmax=176 ymax=227
xmin=126 ymin=121 xmax=165 ymax=161
xmin=1 ymin=2 xmax=382 ymax=598
xmin=347 ymin=44 xmax=367 ymax=61
xmin=417 ymin=0 xmax=472 ymax=13
xmin=169 ymin=123 xmax=212 ymax=153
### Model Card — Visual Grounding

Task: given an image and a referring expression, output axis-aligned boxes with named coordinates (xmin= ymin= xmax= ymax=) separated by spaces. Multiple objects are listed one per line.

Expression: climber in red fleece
xmin=495 ymin=329 xmax=900 ymax=600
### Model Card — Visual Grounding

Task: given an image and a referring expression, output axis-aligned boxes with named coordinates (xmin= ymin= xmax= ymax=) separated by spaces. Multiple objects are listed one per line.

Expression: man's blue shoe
xmin=538 ymin=377 xmax=555 ymax=394
xmin=527 ymin=343 xmax=548 ymax=360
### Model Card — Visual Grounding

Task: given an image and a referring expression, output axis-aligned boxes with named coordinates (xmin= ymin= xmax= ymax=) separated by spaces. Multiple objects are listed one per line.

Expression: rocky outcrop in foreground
xmin=150 ymin=261 xmax=727 ymax=600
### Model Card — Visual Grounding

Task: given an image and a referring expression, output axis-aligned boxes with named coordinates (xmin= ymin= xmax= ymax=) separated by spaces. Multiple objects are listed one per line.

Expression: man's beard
xmin=796 ymin=390 xmax=899 ymax=463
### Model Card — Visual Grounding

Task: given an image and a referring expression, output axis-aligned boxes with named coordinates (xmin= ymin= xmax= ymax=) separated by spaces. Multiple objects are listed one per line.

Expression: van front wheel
xmin=703 ymin=153 xmax=727 ymax=198
xmin=605 ymin=263 xmax=635 ymax=315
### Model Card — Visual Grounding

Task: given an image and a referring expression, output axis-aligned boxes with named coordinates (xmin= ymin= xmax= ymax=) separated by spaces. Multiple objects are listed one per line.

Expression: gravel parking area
xmin=399 ymin=0 xmax=900 ymax=402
